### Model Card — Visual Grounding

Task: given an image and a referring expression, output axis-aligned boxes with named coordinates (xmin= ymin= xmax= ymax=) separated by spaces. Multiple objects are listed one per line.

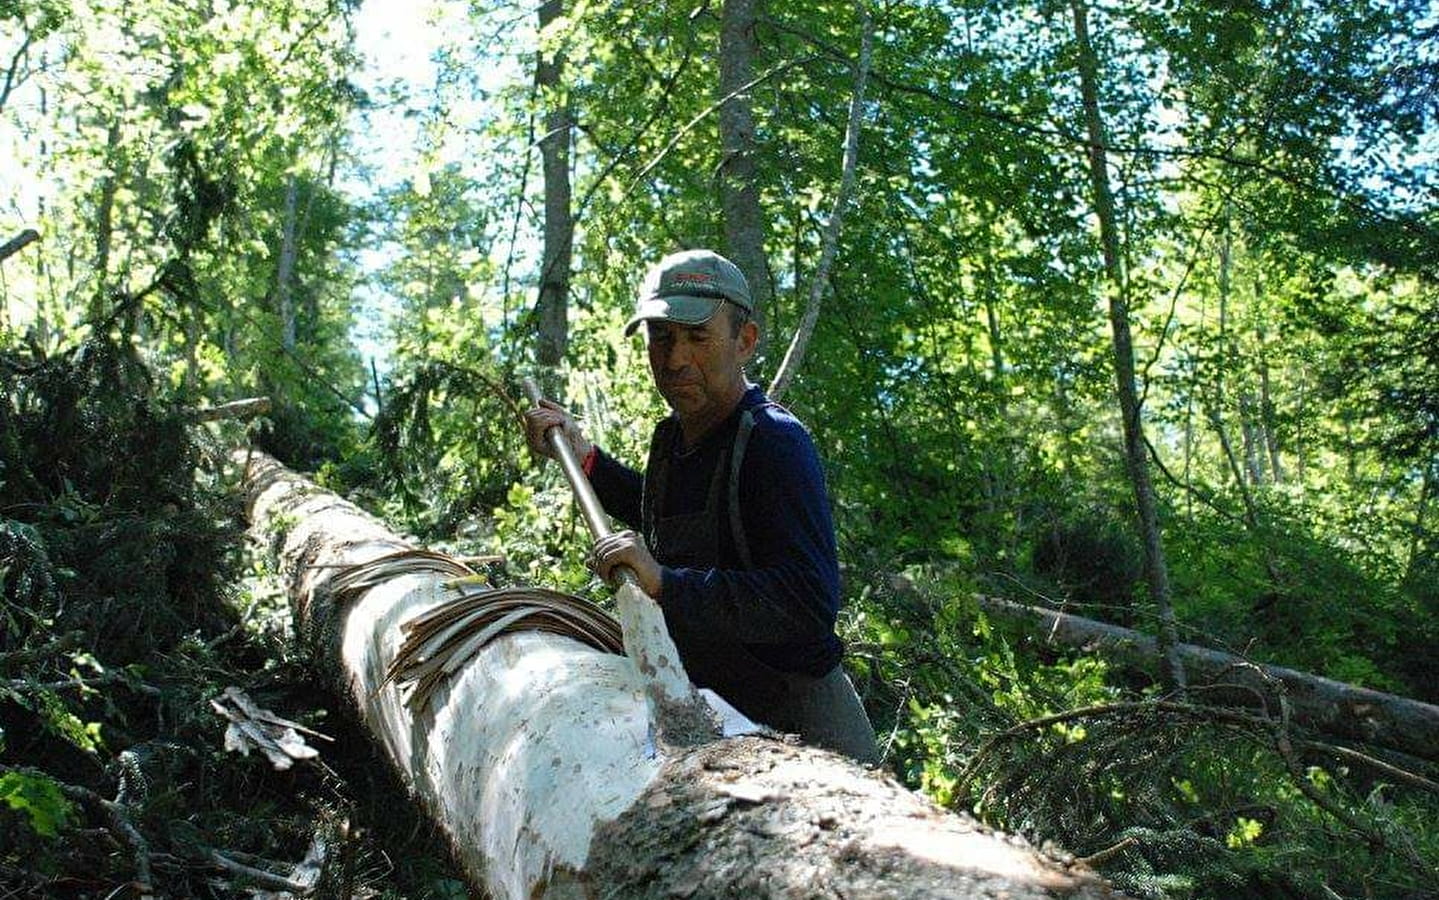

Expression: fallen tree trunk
xmin=240 ymin=450 xmax=1116 ymax=899
xmin=977 ymin=596 xmax=1439 ymax=765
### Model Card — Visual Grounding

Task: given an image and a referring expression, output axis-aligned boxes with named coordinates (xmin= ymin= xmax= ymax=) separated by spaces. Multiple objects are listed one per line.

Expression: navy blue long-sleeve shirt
xmin=587 ymin=386 xmax=843 ymax=677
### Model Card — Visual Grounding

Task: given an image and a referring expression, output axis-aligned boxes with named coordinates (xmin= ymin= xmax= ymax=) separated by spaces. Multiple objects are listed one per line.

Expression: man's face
xmin=646 ymin=308 xmax=757 ymax=428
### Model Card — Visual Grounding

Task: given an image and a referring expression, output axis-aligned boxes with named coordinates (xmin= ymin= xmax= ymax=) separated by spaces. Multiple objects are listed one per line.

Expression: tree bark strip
xmin=240 ymin=450 xmax=1117 ymax=899
xmin=977 ymin=595 xmax=1439 ymax=765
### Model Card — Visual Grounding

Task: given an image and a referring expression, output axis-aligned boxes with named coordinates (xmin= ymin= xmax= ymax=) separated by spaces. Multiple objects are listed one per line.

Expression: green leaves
xmin=0 ymin=771 xmax=72 ymax=838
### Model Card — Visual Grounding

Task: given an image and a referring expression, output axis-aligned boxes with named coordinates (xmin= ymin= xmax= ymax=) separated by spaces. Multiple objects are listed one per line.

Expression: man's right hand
xmin=523 ymin=398 xmax=593 ymax=463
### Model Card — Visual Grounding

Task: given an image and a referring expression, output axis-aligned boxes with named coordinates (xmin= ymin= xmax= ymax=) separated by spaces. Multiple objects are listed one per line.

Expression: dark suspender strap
xmin=729 ymin=408 xmax=759 ymax=570
xmin=641 ymin=418 xmax=677 ymax=548
xmin=704 ymin=435 xmax=730 ymax=517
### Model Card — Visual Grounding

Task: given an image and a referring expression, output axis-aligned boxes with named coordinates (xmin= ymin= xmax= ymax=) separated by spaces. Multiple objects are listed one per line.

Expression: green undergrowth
xmin=0 ymin=339 xmax=466 ymax=898
xmin=848 ymin=563 xmax=1439 ymax=899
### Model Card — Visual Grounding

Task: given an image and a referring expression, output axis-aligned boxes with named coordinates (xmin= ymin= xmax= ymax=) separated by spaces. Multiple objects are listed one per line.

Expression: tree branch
xmin=0 ymin=765 xmax=158 ymax=896
xmin=767 ymin=3 xmax=872 ymax=401
xmin=0 ymin=229 xmax=40 ymax=265
xmin=0 ymin=30 xmax=36 ymax=112
xmin=0 ymin=630 xmax=85 ymax=670
xmin=208 ymin=849 xmax=313 ymax=894
xmin=622 ymin=56 xmax=813 ymax=201
xmin=1143 ymin=433 xmax=1244 ymax=524
xmin=6 ymin=672 xmax=161 ymax=697
xmin=762 ymin=15 xmax=1439 ymax=251
xmin=186 ymin=396 xmax=272 ymax=423
xmin=1270 ymin=696 xmax=1431 ymax=872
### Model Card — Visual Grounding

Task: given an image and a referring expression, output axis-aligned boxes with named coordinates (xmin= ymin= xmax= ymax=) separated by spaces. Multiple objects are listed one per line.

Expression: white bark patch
xmin=333 ymin=564 xmax=670 ymax=896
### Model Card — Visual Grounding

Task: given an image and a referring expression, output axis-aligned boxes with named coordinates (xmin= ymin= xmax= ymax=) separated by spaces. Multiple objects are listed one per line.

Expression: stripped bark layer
xmin=240 ymin=450 xmax=1118 ymax=899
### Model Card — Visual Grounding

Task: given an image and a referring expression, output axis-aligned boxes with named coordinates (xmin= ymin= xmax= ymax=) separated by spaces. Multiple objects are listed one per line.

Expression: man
xmin=524 ymin=249 xmax=878 ymax=764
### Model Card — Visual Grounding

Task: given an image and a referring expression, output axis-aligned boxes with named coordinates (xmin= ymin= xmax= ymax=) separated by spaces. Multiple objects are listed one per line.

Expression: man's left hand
xmin=590 ymin=530 xmax=663 ymax=599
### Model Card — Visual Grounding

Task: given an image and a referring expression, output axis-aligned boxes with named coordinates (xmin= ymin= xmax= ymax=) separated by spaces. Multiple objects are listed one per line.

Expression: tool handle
xmin=521 ymin=382 xmax=704 ymax=721
xmin=520 ymin=377 xmax=618 ymax=546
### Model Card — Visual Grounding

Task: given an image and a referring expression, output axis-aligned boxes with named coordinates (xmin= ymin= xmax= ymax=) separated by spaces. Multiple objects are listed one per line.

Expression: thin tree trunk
xmin=983 ymin=275 xmax=1006 ymax=410
xmin=1054 ymin=369 xmax=1081 ymax=481
xmin=239 ymin=450 xmax=1116 ymax=900
xmin=1255 ymin=316 xmax=1285 ymax=484
xmin=1207 ymin=230 xmax=1266 ymax=537
xmin=1240 ymin=390 xmax=1265 ymax=487
xmin=183 ymin=303 xmax=201 ymax=396
xmin=535 ymin=0 xmax=572 ymax=382
xmin=274 ymin=174 xmax=301 ymax=352
xmin=1184 ymin=352 xmax=1198 ymax=520
xmin=1206 ymin=400 xmax=1261 ymax=529
xmin=90 ymin=121 xmax=121 ymax=327
xmin=1407 ymin=457 xmax=1435 ymax=583
xmin=717 ymin=0 xmax=774 ymax=324
xmin=0 ymin=27 xmax=36 ymax=113
xmin=1070 ymin=0 xmax=1184 ymax=689
xmin=1294 ymin=366 xmax=1308 ymax=482
xmin=1343 ymin=415 xmax=1359 ymax=484
xmin=768 ymin=2 xmax=871 ymax=402
xmin=1214 ymin=213 xmax=1241 ymax=487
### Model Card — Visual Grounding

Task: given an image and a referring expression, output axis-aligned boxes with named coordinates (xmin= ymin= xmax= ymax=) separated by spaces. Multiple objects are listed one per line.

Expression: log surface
xmin=241 ymin=450 xmax=1118 ymax=898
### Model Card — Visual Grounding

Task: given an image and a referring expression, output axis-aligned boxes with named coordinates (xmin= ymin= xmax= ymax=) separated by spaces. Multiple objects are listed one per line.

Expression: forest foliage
xmin=3 ymin=0 xmax=1438 ymax=897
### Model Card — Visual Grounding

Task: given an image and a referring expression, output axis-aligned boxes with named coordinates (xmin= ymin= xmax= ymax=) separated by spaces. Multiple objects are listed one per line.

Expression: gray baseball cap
xmin=623 ymin=250 xmax=754 ymax=337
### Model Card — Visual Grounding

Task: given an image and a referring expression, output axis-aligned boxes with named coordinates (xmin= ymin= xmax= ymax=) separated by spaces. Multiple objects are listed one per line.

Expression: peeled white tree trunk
xmin=241 ymin=450 xmax=1116 ymax=899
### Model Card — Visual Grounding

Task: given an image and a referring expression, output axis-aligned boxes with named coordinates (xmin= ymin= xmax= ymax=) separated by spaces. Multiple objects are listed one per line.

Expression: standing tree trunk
xmin=240 ymin=450 xmax=1115 ymax=899
xmin=1240 ymin=389 xmax=1266 ymax=487
xmin=182 ymin=302 xmax=201 ymax=397
xmin=535 ymin=0 xmax=572 ymax=383
xmin=273 ymin=173 xmax=301 ymax=352
xmin=1255 ymin=314 xmax=1285 ymax=484
xmin=983 ymin=259 xmax=1007 ymax=412
xmin=89 ymin=120 xmax=121 ymax=327
xmin=717 ymin=0 xmax=774 ymax=324
xmin=1408 ymin=455 xmax=1435 ymax=584
xmin=1070 ymin=0 xmax=1185 ymax=689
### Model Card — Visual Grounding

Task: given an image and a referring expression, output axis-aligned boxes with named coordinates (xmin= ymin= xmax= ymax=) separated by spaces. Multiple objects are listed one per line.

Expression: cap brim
xmin=623 ymin=295 xmax=725 ymax=336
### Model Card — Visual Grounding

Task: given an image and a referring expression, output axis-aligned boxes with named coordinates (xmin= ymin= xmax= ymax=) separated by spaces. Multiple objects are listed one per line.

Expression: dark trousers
xmin=760 ymin=665 xmax=880 ymax=765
